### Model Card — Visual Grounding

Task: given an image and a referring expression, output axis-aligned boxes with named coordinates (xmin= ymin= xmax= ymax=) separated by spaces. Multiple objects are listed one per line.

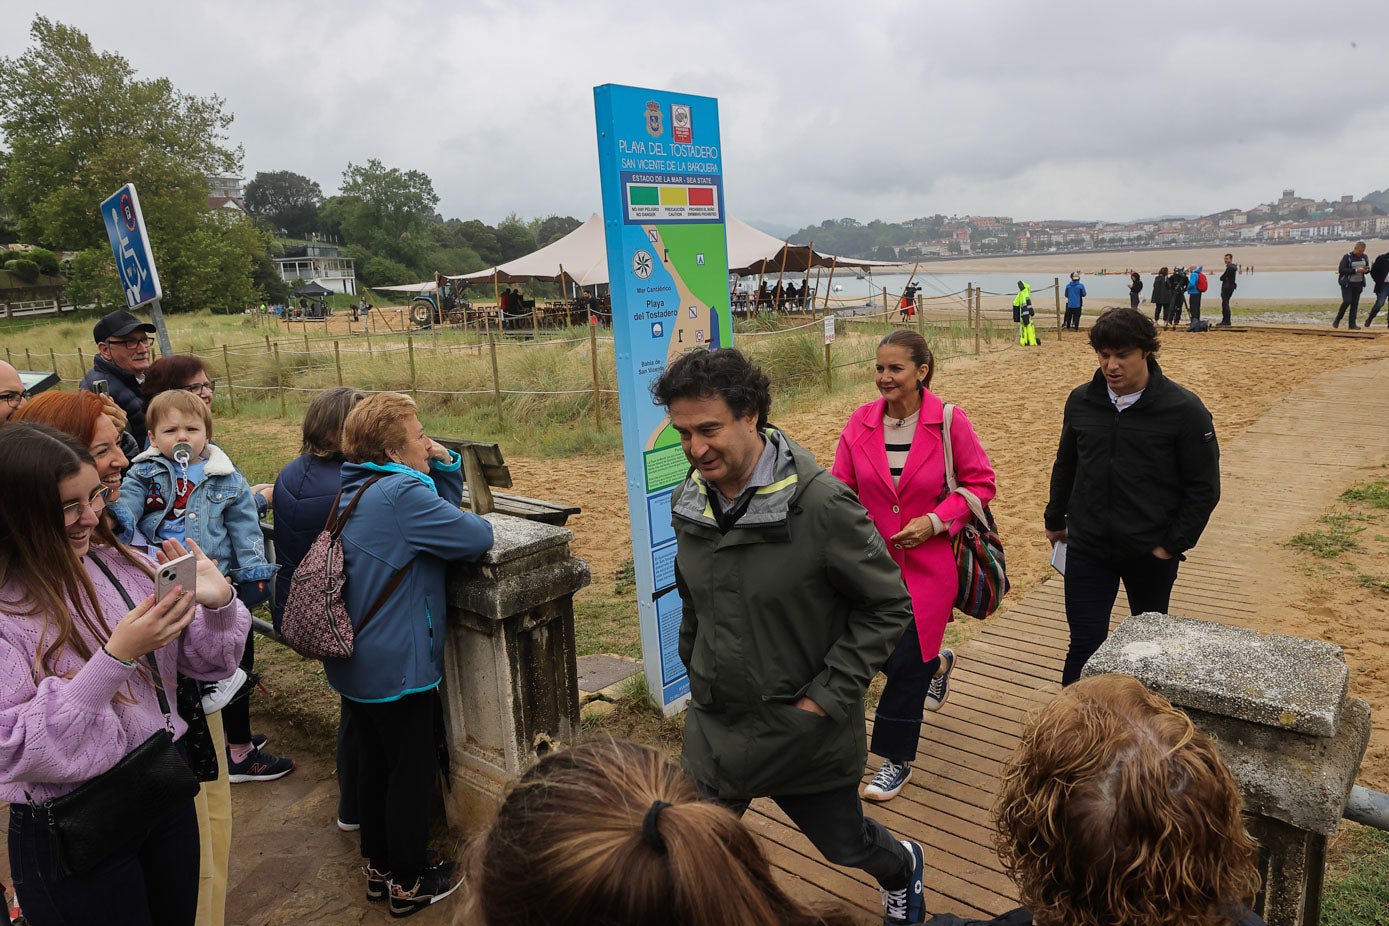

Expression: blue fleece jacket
xmin=1188 ymin=267 xmax=1204 ymax=295
xmin=1065 ymin=280 xmax=1087 ymax=309
xmin=324 ymin=451 xmax=494 ymax=703
xmin=270 ymin=453 xmax=345 ymax=630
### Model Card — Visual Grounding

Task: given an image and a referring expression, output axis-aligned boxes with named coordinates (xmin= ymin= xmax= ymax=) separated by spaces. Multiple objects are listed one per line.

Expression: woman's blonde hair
xmin=342 ymin=392 xmax=417 ymax=465
xmin=994 ymin=674 xmax=1260 ymax=926
xmin=463 ymin=739 xmax=857 ymax=926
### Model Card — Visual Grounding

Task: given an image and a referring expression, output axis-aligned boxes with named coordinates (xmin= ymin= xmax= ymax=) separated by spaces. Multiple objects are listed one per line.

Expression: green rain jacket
xmin=672 ymin=428 xmax=914 ymax=799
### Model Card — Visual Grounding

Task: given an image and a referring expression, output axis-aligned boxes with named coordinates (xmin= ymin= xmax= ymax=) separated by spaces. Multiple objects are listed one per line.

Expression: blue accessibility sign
xmin=100 ymin=183 xmax=162 ymax=309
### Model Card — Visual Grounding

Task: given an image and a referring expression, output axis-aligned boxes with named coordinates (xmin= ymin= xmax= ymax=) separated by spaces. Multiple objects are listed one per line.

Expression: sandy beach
xmin=909 ymin=239 xmax=1378 ymax=275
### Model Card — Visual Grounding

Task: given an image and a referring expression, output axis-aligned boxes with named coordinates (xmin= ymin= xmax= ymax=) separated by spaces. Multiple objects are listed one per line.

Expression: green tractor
xmin=409 ymin=273 xmax=472 ymax=328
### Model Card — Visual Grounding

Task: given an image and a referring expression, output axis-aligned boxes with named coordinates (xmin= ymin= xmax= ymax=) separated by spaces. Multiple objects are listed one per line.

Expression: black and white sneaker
xmin=364 ymin=865 xmax=390 ymax=902
xmin=923 ymin=649 xmax=955 ymax=712
xmin=388 ymin=860 xmax=462 ymax=918
xmin=863 ymin=759 xmax=912 ymax=802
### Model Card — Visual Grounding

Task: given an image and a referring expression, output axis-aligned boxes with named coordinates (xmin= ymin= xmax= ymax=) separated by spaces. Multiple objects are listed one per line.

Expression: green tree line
xmin=0 ymin=16 xmax=583 ymax=312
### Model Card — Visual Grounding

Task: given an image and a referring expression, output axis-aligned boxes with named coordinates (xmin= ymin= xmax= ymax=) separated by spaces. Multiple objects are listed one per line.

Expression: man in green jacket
xmin=654 ymin=348 xmax=926 ymax=925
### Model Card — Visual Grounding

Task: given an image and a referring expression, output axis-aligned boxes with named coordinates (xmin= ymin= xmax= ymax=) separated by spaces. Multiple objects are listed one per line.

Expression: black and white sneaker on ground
xmin=881 ymin=839 xmax=926 ymax=924
xmin=924 ymin=649 xmax=955 ymax=712
xmin=388 ymin=860 xmax=463 ymax=918
xmin=863 ymin=759 xmax=913 ymax=802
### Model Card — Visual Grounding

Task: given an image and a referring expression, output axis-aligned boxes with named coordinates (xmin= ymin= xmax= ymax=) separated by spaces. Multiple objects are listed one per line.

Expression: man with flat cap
xmin=79 ymin=309 xmax=156 ymax=449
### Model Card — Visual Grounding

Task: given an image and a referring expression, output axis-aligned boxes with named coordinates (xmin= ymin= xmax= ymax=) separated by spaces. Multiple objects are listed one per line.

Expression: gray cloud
xmin=3 ymin=0 xmax=1386 ymax=228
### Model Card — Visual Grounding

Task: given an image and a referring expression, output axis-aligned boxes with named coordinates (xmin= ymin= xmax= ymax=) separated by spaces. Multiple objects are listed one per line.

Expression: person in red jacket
xmin=832 ymin=329 xmax=997 ymax=803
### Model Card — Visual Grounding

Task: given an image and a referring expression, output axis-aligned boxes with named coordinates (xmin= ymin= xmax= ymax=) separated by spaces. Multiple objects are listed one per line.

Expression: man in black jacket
xmin=1364 ymin=249 xmax=1389 ymax=327
xmin=78 ymin=309 xmax=156 ymax=450
xmin=1218 ymin=253 xmax=1238 ymax=326
xmin=1043 ymin=308 xmax=1220 ymax=685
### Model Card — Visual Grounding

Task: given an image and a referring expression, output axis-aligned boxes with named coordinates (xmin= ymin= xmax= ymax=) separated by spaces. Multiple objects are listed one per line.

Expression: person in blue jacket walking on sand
xmin=1064 ymin=272 xmax=1087 ymax=331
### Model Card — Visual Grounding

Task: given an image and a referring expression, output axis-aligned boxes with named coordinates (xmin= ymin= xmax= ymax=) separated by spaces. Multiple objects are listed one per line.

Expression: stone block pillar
xmin=438 ymin=514 xmax=590 ymax=834
xmin=1085 ymin=612 xmax=1371 ymax=926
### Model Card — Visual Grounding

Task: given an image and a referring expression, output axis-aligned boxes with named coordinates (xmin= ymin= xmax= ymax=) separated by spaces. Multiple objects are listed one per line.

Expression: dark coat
xmin=1044 ymin=358 xmax=1220 ymax=562
xmin=1152 ymin=273 xmax=1170 ymax=306
xmin=270 ymin=453 xmax=345 ymax=630
xmin=79 ymin=354 xmax=147 ymax=448
xmin=1220 ymin=263 xmax=1238 ymax=294
xmin=673 ymin=430 xmax=913 ymax=799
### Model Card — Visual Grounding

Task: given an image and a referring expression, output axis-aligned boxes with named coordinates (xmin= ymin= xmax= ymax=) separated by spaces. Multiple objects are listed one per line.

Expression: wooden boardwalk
xmin=755 ymin=358 xmax=1389 ymax=923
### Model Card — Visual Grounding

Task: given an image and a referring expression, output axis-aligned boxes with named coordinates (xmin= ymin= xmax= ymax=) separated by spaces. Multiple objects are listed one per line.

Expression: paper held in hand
xmin=1050 ymin=540 xmax=1067 ymax=576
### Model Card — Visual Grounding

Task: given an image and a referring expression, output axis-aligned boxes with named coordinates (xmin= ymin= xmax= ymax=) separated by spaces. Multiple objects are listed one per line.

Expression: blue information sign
xmin=100 ymin=183 xmax=163 ymax=309
xmin=594 ymin=84 xmax=731 ymax=713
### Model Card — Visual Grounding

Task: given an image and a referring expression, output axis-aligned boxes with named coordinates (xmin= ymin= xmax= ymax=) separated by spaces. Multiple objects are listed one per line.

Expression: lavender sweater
xmin=0 ymin=547 xmax=248 ymax=805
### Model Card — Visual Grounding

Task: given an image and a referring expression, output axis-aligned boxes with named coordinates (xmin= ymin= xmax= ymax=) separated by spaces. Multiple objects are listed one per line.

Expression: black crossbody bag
xmin=25 ymin=554 xmax=200 ymax=879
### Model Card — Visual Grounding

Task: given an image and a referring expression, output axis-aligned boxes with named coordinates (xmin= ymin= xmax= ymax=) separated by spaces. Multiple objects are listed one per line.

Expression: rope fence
xmin=5 ymin=282 xmax=1033 ymax=428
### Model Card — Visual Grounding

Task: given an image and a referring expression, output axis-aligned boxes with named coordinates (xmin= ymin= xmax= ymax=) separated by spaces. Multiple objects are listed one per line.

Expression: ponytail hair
xmin=464 ymin=739 xmax=857 ymax=926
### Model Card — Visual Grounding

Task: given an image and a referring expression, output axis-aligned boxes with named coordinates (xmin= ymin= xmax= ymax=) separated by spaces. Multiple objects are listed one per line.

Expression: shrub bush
xmin=3 ymin=259 xmax=40 ymax=283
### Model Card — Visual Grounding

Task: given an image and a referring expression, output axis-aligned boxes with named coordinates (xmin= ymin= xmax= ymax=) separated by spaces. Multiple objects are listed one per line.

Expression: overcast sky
xmin=4 ymin=1 xmax=1388 ymax=233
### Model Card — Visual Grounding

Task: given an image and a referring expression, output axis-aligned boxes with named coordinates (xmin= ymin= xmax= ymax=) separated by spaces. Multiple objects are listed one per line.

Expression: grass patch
xmin=1355 ymin=573 xmax=1389 ymax=594
xmin=1323 ymin=823 xmax=1389 ymax=926
xmin=1342 ymin=480 xmax=1389 ymax=509
xmin=1288 ymin=514 xmax=1368 ymax=558
xmin=578 ymin=671 xmax=685 ymax=757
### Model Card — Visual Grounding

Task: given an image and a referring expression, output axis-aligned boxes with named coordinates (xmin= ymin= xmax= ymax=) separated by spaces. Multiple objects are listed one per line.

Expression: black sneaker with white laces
xmin=882 ymin=839 xmax=926 ymax=924
xmin=388 ymin=860 xmax=462 ymax=918
xmin=923 ymin=649 xmax=955 ymax=712
xmin=364 ymin=865 xmax=390 ymax=902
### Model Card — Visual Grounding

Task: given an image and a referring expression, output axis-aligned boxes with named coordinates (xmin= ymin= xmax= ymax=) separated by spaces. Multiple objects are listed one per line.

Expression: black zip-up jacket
xmin=1044 ymin=358 xmax=1219 ymax=562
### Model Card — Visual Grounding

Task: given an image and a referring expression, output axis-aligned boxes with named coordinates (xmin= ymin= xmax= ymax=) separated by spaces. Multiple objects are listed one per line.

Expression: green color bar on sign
xmin=629 ymin=186 xmax=659 ymax=206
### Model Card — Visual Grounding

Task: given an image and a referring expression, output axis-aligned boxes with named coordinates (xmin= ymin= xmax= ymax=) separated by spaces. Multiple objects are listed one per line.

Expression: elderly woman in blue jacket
xmin=328 ymin=391 xmax=494 ymax=918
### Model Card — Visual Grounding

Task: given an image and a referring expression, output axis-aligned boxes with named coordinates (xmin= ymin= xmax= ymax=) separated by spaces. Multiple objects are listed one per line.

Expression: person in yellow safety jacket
xmin=1012 ymin=281 xmax=1038 ymax=346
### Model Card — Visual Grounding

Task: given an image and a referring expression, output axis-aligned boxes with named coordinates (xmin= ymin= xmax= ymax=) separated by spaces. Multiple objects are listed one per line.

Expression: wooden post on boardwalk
xmin=589 ymin=318 xmax=602 ymax=428
xmin=272 ymin=343 xmax=286 ymax=417
xmin=334 ymin=341 xmax=344 ymax=387
xmin=1054 ymin=277 xmax=1062 ymax=337
xmin=222 ymin=345 xmax=236 ymax=411
xmin=488 ymin=331 xmax=504 ymax=423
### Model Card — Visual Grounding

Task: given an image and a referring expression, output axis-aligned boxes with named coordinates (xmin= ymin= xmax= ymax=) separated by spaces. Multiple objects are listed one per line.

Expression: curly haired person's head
xmin=1089 ymin=307 xmax=1160 ymax=356
xmin=463 ymin=739 xmax=857 ymax=926
xmin=994 ymin=674 xmax=1260 ymax=926
xmin=651 ymin=348 xmax=772 ymax=430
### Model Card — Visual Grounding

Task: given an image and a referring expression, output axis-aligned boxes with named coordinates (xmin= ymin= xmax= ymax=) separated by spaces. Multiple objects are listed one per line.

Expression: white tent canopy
xmin=373 ymin=213 xmax=895 ymax=293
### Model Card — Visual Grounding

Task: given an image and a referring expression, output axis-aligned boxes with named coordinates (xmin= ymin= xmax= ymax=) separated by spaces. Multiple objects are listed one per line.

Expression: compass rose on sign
xmin=632 ymin=249 xmax=654 ymax=280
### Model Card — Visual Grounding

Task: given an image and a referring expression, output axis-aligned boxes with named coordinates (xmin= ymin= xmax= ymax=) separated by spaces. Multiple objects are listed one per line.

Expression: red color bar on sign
xmin=688 ymin=187 xmax=714 ymax=206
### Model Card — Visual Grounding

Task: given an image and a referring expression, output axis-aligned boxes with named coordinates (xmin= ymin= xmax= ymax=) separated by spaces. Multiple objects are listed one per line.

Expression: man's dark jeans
xmin=1062 ymin=545 xmax=1181 ymax=685
xmin=701 ymin=782 xmax=913 ymax=889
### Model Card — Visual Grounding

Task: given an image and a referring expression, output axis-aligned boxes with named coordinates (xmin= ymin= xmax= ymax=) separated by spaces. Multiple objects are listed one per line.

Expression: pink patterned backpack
xmin=280 ymin=474 xmax=409 ymax=660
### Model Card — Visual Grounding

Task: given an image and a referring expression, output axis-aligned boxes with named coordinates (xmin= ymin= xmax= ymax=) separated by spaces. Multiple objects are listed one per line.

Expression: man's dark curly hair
xmin=651 ymin=348 xmax=771 ymax=429
xmin=1088 ymin=307 xmax=1160 ymax=355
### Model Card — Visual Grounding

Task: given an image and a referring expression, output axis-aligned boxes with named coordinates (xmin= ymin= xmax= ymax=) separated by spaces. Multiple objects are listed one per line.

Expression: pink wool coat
xmin=831 ymin=392 xmax=997 ymax=660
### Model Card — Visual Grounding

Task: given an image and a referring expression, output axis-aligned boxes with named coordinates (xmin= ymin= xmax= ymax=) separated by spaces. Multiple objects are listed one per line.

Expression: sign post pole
xmin=594 ymin=84 xmax=729 ymax=714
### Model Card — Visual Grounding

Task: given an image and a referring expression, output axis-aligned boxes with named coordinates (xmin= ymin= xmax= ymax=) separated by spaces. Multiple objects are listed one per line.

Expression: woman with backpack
xmin=326 ymin=392 xmax=493 ymax=917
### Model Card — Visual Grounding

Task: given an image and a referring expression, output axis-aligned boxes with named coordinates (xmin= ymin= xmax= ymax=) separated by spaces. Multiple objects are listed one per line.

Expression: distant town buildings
xmin=890 ymin=190 xmax=1387 ymax=258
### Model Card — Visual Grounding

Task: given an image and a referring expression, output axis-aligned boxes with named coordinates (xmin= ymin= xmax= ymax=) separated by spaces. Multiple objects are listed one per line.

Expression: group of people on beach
xmin=1 ymin=297 xmax=1255 ymax=925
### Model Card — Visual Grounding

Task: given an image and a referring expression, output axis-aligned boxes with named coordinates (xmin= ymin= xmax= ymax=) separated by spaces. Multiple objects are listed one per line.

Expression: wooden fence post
xmin=1054 ymin=277 xmax=1062 ymax=337
xmin=222 ymin=344 xmax=236 ymax=411
xmin=25 ymin=348 xmax=32 ymax=369
xmin=408 ymin=336 xmax=417 ymax=397
xmin=77 ymin=347 xmax=85 ymax=375
xmin=48 ymin=348 xmax=58 ymax=379
xmin=488 ymin=331 xmax=504 ymax=423
xmin=366 ymin=331 xmax=373 ymax=358
xmin=589 ymin=319 xmax=602 ymax=428
xmin=974 ymin=286 xmax=981 ymax=357
xmin=824 ymin=337 xmax=832 ymax=391
xmin=334 ymin=340 xmax=344 ymax=387
xmin=272 ymin=343 xmax=286 ymax=418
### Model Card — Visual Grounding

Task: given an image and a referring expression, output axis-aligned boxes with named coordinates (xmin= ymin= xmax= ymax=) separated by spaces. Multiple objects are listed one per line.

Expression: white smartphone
xmin=155 ymin=552 xmax=197 ymax=600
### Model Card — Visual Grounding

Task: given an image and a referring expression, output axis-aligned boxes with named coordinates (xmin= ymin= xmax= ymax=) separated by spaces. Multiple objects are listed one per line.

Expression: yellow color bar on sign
xmin=658 ymin=186 xmax=687 ymax=206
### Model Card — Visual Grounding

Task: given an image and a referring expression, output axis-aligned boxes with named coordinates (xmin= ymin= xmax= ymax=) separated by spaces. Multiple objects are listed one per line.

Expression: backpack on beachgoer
xmin=1196 ymin=271 xmax=1208 ymax=293
xmin=280 ymin=474 xmax=410 ymax=660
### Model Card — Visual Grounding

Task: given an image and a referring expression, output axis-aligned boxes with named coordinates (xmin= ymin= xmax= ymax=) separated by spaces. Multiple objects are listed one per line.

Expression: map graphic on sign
xmin=595 ymin=84 xmax=730 ymax=711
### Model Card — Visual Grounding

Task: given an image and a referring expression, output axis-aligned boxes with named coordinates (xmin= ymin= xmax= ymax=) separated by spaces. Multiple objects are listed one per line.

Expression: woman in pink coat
xmin=831 ymin=329 xmax=996 ymax=803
